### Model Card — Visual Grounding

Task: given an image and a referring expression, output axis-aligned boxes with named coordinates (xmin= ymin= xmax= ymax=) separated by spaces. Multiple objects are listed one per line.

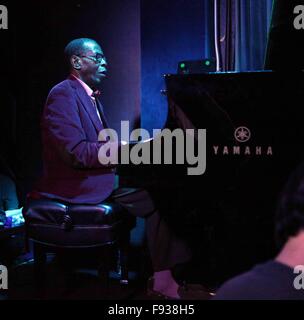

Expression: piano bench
xmin=22 ymin=199 xmax=136 ymax=296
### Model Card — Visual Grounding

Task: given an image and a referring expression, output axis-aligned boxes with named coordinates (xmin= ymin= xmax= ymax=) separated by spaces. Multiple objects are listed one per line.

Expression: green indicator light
xmin=205 ymin=60 xmax=211 ymax=66
xmin=180 ymin=63 xmax=185 ymax=69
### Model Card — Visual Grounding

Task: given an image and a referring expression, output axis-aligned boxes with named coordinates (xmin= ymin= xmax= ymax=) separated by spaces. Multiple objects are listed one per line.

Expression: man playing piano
xmin=29 ymin=38 xmax=199 ymax=299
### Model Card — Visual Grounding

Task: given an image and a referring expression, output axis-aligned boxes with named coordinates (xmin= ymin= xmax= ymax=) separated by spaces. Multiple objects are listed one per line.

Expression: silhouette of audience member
xmin=213 ymin=163 xmax=304 ymax=300
xmin=0 ymin=155 xmax=19 ymax=212
xmin=0 ymin=174 xmax=19 ymax=212
xmin=0 ymin=157 xmax=24 ymax=227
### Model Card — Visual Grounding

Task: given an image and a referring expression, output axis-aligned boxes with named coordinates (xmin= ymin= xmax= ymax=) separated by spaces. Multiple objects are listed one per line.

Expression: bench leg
xmin=98 ymin=245 xmax=111 ymax=293
xmin=33 ymin=242 xmax=47 ymax=297
xmin=119 ymin=231 xmax=130 ymax=285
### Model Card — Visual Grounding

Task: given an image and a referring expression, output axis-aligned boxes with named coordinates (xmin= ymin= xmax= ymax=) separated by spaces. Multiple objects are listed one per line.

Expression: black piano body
xmin=119 ymin=71 xmax=304 ymax=285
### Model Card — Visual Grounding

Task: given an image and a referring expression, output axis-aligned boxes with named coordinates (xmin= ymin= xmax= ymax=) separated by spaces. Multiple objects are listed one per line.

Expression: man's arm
xmin=43 ymin=86 xmax=112 ymax=169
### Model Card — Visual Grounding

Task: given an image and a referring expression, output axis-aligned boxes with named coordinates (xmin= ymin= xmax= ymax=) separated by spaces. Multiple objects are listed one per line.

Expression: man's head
xmin=64 ymin=38 xmax=107 ymax=89
xmin=276 ymin=163 xmax=304 ymax=248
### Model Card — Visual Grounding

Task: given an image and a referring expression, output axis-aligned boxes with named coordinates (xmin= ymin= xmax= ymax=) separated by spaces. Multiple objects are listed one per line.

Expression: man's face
xmin=77 ymin=41 xmax=107 ymax=88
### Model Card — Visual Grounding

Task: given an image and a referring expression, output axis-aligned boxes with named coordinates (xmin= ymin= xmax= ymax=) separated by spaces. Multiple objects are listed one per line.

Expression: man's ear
xmin=71 ymin=55 xmax=82 ymax=70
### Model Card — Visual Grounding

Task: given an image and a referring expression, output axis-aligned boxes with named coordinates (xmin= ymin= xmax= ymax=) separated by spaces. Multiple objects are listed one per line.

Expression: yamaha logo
xmin=213 ymin=126 xmax=273 ymax=157
xmin=234 ymin=127 xmax=251 ymax=143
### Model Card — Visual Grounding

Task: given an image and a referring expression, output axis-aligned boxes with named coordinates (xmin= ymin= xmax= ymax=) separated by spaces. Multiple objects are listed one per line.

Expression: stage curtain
xmin=214 ymin=0 xmax=273 ymax=71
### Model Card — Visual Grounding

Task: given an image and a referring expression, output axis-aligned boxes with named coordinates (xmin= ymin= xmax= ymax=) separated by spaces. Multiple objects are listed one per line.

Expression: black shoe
xmin=178 ymin=282 xmax=216 ymax=300
xmin=147 ymin=277 xmax=215 ymax=300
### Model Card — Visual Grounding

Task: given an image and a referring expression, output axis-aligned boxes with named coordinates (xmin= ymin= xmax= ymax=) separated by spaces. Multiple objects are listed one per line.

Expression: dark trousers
xmin=109 ymin=188 xmax=192 ymax=272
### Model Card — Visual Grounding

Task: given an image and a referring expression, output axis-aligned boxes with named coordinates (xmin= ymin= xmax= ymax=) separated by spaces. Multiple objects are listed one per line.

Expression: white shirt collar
xmin=71 ymin=74 xmax=94 ymax=97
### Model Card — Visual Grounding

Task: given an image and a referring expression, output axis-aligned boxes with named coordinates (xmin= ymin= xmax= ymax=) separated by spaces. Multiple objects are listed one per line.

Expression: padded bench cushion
xmin=22 ymin=199 xmax=135 ymax=247
xmin=23 ymin=200 xmax=126 ymax=226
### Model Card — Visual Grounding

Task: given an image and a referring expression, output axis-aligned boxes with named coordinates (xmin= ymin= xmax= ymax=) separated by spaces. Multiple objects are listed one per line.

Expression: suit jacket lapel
xmin=69 ymin=77 xmax=104 ymax=133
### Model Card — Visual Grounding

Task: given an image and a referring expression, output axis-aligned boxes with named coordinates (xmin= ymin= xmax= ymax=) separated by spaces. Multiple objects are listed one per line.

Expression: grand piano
xmin=119 ymin=71 xmax=304 ymax=285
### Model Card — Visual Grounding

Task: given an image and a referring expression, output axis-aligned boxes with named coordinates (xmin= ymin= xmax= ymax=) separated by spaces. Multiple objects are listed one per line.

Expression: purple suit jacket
xmin=32 ymin=76 xmax=116 ymax=204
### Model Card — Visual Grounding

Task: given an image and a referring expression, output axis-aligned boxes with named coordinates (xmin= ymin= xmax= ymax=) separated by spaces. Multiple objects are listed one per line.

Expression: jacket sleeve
xmin=42 ymin=85 xmax=117 ymax=169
